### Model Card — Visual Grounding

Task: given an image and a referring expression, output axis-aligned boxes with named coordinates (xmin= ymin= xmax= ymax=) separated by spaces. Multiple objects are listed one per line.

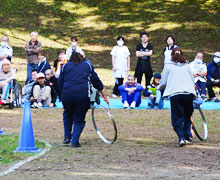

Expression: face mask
xmin=72 ymin=42 xmax=77 ymax=46
xmin=1 ymin=42 xmax=7 ymax=47
xmin=117 ymin=41 xmax=124 ymax=47
xmin=195 ymin=58 xmax=202 ymax=64
xmin=214 ymin=57 xmax=220 ymax=64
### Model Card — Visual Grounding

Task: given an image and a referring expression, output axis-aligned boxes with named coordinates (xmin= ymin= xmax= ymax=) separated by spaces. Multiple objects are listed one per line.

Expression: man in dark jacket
xmin=30 ymin=72 xmax=56 ymax=108
xmin=206 ymin=52 xmax=220 ymax=101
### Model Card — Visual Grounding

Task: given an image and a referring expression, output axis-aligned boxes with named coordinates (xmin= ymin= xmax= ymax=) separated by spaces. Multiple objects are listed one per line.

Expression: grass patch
xmin=0 ymin=134 xmax=46 ymax=164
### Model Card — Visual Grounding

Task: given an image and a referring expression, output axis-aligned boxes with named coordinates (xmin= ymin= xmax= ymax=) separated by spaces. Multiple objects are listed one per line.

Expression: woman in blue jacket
xmin=59 ymin=52 xmax=109 ymax=148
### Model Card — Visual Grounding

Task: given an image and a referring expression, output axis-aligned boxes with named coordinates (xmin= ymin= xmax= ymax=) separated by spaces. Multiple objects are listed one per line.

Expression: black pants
xmin=170 ymin=94 xmax=194 ymax=142
xmin=206 ymin=80 xmax=220 ymax=99
xmin=62 ymin=94 xmax=90 ymax=145
xmin=113 ymin=78 xmax=124 ymax=96
xmin=136 ymin=72 xmax=152 ymax=88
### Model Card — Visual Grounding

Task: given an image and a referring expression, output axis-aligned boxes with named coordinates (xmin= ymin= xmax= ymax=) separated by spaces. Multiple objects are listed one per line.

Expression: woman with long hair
xmin=157 ymin=48 xmax=196 ymax=147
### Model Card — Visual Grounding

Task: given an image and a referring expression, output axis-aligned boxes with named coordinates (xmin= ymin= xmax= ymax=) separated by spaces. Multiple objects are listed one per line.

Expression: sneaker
xmin=112 ymin=94 xmax=117 ymax=98
xmin=123 ymin=101 xmax=129 ymax=109
xmin=31 ymin=102 xmax=39 ymax=108
xmin=63 ymin=137 xmax=71 ymax=144
xmin=148 ymin=103 xmax=153 ymax=109
xmin=0 ymin=100 xmax=5 ymax=105
xmin=130 ymin=101 xmax=136 ymax=109
xmin=185 ymin=137 xmax=193 ymax=144
xmin=38 ymin=102 xmax=43 ymax=108
xmin=154 ymin=103 xmax=159 ymax=109
xmin=211 ymin=97 xmax=217 ymax=102
xmin=179 ymin=140 xmax=186 ymax=147
xmin=71 ymin=142 xmax=81 ymax=148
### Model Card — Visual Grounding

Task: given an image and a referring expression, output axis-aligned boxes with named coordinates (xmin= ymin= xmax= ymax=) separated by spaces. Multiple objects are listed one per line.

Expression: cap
xmin=212 ymin=52 xmax=220 ymax=58
xmin=36 ymin=72 xmax=45 ymax=78
xmin=153 ymin=73 xmax=161 ymax=78
xmin=1 ymin=59 xmax=11 ymax=67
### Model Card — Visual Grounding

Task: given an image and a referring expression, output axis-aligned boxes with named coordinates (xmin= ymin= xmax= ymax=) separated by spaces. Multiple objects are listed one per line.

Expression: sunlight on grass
xmin=147 ymin=22 xmax=182 ymax=31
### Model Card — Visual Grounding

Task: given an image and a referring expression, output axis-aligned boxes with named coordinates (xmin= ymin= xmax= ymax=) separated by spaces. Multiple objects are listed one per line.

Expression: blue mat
xmin=54 ymin=98 xmax=220 ymax=110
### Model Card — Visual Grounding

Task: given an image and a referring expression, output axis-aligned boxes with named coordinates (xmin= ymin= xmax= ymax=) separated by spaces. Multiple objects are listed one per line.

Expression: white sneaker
xmin=31 ymin=102 xmax=39 ymax=108
xmin=112 ymin=94 xmax=117 ymax=98
xmin=123 ymin=101 xmax=129 ymax=109
xmin=130 ymin=101 xmax=136 ymax=109
xmin=179 ymin=140 xmax=186 ymax=147
xmin=38 ymin=102 xmax=43 ymax=108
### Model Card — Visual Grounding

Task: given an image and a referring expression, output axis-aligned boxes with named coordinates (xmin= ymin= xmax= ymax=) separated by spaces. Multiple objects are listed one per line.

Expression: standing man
xmin=135 ymin=32 xmax=153 ymax=88
xmin=0 ymin=36 xmax=13 ymax=68
xmin=25 ymin=32 xmax=42 ymax=84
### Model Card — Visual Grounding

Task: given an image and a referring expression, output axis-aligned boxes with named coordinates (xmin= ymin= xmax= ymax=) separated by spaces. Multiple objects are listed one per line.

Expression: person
xmin=0 ymin=36 xmax=13 ymax=68
xmin=143 ymin=73 xmax=164 ymax=109
xmin=25 ymin=32 xmax=42 ymax=84
xmin=66 ymin=36 xmax=84 ymax=61
xmin=206 ymin=52 xmax=220 ymax=102
xmin=190 ymin=52 xmax=207 ymax=101
xmin=53 ymin=50 xmax=67 ymax=78
xmin=59 ymin=51 xmax=109 ymax=148
xmin=22 ymin=69 xmax=38 ymax=101
xmin=163 ymin=35 xmax=178 ymax=64
xmin=118 ymin=75 xmax=144 ymax=109
xmin=135 ymin=32 xmax=153 ymax=88
xmin=0 ymin=59 xmax=16 ymax=105
xmin=45 ymin=69 xmax=60 ymax=100
xmin=30 ymin=72 xmax=56 ymax=108
xmin=111 ymin=36 xmax=130 ymax=97
xmin=37 ymin=50 xmax=51 ymax=74
xmin=157 ymin=47 xmax=196 ymax=147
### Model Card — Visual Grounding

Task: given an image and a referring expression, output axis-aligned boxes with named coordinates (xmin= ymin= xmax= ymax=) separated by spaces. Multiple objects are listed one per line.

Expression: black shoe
xmin=63 ymin=138 xmax=71 ymax=144
xmin=71 ymin=142 xmax=81 ymax=148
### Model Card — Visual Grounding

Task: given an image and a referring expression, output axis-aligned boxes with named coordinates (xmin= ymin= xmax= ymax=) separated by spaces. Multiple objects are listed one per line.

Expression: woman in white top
xmin=66 ymin=36 xmax=84 ymax=60
xmin=163 ymin=35 xmax=178 ymax=65
xmin=110 ymin=36 xmax=130 ymax=97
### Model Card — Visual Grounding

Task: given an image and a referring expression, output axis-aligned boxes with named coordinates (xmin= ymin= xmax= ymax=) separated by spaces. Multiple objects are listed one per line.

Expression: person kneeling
xmin=119 ymin=75 xmax=143 ymax=109
xmin=30 ymin=72 xmax=56 ymax=108
xmin=143 ymin=73 xmax=164 ymax=109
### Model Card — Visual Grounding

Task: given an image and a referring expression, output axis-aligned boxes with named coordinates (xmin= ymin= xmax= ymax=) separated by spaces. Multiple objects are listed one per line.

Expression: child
xmin=157 ymin=48 xmax=196 ymax=147
xmin=118 ymin=75 xmax=143 ymax=109
xmin=37 ymin=50 xmax=51 ymax=74
xmin=190 ymin=52 xmax=207 ymax=101
xmin=143 ymin=73 xmax=164 ymax=109
xmin=111 ymin=36 xmax=130 ymax=97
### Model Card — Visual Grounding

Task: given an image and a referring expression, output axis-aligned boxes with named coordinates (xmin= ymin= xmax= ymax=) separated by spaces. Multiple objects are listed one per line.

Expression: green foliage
xmin=0 ymin=134 xmax=45 ymax=164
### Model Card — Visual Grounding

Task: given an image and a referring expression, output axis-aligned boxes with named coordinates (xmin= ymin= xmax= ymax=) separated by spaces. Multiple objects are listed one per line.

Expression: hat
xmin=153 ymin=73 xmax=161 ymax=78
xmin=212 ymin=52 xmax=220 ymax=58
xmin=36 ymin=72 xmax=45 ymax=78
xmin=1 ymin=59 xmax=11 ymax=67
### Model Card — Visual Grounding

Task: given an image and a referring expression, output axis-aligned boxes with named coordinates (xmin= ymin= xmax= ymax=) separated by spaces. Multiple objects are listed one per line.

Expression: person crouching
xmin=119 ymin=75 xmax=144 ymax=109
xmin=30 ymin=72 xmax=56 ymax=108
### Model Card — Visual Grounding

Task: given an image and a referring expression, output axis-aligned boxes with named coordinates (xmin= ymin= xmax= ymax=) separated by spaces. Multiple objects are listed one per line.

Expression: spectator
xmin=164 ymin=35 xmax=178 ymax=64
xmin=118 ymin=75 xmax=144 ymax=109
xmin=206 ymin=52 xmax=220 ymax=102
xmin=30 ymin=72 xmax=56 ymax=108
xmin=37 ymin=50 xmax=51 ymax=74
xmin=25 ymin=32 xmax=42 ymax=84
xmin=143 ymin=73 xmax=164 ymax=109
xmin=66 ymin=36 xmax=84 ymax=61
xmin=22 ymin=69 xmax=38 ymax=101
xmin=111 ymin=36 xmax=130 ymax=97
xmin=190 ymin=52 xmax=207 ymax=101
xmin=45 ymin=69 xmax=60 ymax=100
xmin=135 ymin=32 xmax=153 ymax=88
xmin=0 ymin=59 xmax=16 ymax=105
xmin=157 ymin=48 xmax=196 ymax=147
xmin=53 ymin=50 xmax=67 ymax=78
xmin=0 ymin=36 xmax=13 ymax=68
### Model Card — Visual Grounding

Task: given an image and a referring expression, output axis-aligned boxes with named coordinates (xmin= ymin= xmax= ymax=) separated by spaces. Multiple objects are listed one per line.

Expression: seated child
xmin=118 ymin=75 xmax=144 ymax=109
xmin=0 ymin=59 xmax=16 ymax=105
xmin=143 ymin=73 xmax=164 ymax=109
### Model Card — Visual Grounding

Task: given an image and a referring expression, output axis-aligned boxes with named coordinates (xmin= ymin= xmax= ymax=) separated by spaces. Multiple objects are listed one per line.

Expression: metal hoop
xmin=91 ymin=104 xmax=117 ymax=144
xmin=192 ymin=102 xmax=208 ymax=141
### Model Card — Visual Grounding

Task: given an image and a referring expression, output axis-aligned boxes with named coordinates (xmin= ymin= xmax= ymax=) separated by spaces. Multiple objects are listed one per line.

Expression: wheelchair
xmin=0 ymin=79 xmax=22 ymax=109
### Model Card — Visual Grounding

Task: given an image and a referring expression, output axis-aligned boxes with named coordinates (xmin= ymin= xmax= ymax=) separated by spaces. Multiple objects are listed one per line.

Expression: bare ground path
xmin=0 ymin=108 xmax=220 ymax=180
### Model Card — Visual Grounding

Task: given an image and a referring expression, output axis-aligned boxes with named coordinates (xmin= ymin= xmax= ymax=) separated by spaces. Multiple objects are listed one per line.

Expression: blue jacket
xmin=38 ymin=59 xmax=51 ymax=74
xmin=59 ymin=59 xmax=103 ymax=96
xmin=118 ymin=82 xmax=143 ymax=104
xmin=207 ymin=61 xmax=220 ymax=80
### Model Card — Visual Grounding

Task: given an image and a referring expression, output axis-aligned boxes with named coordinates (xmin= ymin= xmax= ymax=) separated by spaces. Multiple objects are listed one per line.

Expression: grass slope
xmin=0 ymin=0 xmax=220 ymax=86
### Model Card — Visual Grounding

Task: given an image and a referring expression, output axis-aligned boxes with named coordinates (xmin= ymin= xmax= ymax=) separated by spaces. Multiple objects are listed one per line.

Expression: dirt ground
xmin=0 ymin=107 xmax=220 ymax=180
